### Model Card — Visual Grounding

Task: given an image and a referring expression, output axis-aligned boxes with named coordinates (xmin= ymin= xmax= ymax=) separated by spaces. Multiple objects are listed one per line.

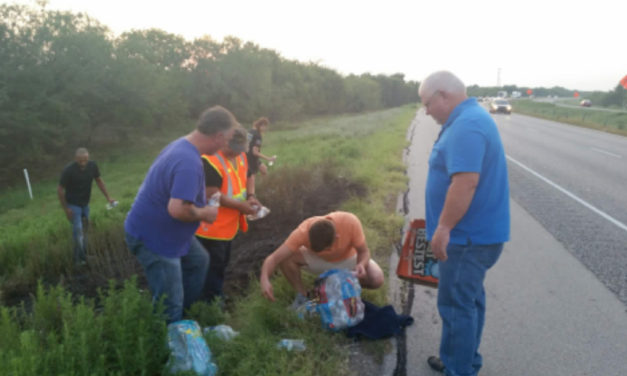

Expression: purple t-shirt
xmin=125 ymin=138 xmax=207 ymax=257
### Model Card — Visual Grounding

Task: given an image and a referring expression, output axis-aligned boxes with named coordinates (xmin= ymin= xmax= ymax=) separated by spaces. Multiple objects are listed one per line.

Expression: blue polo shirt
xmin=125 ymin=138 xmax=207 ymax=257
xmin=425 ymin=98 xmax=510 ymax=245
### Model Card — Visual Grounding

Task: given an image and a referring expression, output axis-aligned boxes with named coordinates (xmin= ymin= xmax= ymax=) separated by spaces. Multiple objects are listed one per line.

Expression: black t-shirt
xmin=59 ymin=161 xmax=100 ymax=206
xmin=246 ymin=129 xmax=263 ymax=171
xmin=203 ymin=158 xmax=223 ymax=188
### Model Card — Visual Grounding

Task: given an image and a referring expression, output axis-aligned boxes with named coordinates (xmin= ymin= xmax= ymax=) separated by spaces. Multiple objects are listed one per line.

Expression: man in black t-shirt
xmin=57 ymin=147 xmax=115 ymax=265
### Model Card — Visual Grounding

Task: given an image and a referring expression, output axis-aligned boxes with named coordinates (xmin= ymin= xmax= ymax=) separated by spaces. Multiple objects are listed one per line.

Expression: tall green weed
xmin=0 ymin=105 xmax=416 ymax=375
xmin=206 ymin=277 xmax=348 ymax=376
xmin=0 ymin=278 xmax=168 ymax=376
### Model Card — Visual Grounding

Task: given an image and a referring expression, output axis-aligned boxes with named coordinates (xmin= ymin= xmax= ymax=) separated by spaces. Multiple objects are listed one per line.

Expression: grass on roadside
xmin=0 ymin=105 xmax=416 ymax=375
xmin=512 ymin=99 xmax=627 ymax=136
xmin=0 ymin=278 xmax=169 ymax=376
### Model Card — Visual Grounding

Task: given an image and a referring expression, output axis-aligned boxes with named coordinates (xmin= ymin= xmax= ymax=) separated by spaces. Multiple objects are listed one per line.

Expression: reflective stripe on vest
xmin=196 ymin=151 xmax=249 ymax=241
xmin=215 ymin=153 xmax=233 ymax=198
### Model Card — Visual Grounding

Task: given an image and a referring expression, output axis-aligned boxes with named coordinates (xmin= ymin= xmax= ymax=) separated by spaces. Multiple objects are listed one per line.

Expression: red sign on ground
xmin=574 ymin=91 xmax=580 ymax=98
xmin=620 ymin=75 xmax=627 ymax=90
xmin=526 ymin=89 xmax=533 ymax=95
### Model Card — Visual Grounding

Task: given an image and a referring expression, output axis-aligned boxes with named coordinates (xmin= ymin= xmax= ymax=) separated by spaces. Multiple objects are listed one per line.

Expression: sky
xmin=9 ymin=0 xmax=626 ymax=91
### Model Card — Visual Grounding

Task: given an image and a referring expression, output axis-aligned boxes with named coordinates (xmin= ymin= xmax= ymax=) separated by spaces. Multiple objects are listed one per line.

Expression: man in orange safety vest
xmin=196 ymin=126 xmax=262 ymax=302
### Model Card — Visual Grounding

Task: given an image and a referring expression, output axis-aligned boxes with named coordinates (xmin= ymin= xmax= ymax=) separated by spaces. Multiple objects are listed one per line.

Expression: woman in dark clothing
xmin=246 ymin=117 xmax=276 ymax=196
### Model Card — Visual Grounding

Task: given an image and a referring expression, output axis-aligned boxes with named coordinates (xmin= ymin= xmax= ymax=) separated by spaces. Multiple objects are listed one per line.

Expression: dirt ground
xmin=6 ymin=164 xmax=387 ymax=375
xmin=224 ymin=167 xmax=365 ymax=299
xmin=33 ymin=164 xmax=367 ymax=306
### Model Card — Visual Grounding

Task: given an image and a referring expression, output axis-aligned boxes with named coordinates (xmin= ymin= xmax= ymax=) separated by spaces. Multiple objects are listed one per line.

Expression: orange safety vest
xmin=195 ymin=151 xmax=249 ymax=241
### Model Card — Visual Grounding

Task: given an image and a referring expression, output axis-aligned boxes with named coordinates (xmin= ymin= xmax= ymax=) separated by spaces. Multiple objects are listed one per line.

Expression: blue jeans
xmin=125 ymin=233 xmax=210 ymax=323
xmin=67 ymin=204 xmax=89 ymax=263
xmin=437 ymin=242 xmax=504 ymax=376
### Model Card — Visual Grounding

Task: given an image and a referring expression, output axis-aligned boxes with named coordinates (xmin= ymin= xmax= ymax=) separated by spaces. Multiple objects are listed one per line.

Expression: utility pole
xmin=497 ymin=68 xmax=502 ymax=87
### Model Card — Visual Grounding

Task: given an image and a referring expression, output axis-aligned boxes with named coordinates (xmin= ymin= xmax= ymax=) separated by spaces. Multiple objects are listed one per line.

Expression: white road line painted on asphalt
xmin=590 ymin=147 xmax=622 ymax=158
xmin=507 ymin=155 xmax=627 ymax=233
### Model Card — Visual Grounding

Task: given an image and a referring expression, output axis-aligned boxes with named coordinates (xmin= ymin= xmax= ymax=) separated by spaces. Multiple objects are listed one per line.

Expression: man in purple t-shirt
xmin=125 ymin=105 xmax=237 ymax=323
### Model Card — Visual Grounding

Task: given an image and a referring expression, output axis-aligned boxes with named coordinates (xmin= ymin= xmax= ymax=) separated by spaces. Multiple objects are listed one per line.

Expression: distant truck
xmin=497 ymin=90 xmax=508 ymax=98
xmin=511 ymin=91 xmax=522 ymax=98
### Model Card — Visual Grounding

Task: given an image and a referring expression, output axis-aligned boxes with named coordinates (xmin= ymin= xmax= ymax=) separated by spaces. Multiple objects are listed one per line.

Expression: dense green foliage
xmin=600 ymin=84 xmax=627 ymax=108
xmin=0 ymin=106 xmax=414 ymax=374
xmin=0 ymin=3 xmax=418 ymax=187
xmin=0 ymin=278 xmax=169 ymax=375
xmin=467 ymin=83 xmax=626 ymax=107
xmin=466 ymin=84 xmax=581 ymax=98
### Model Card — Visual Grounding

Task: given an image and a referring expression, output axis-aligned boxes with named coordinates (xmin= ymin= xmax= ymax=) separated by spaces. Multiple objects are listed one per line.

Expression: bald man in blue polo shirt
xmin=418 ymin=71 xmax=510 ymax=376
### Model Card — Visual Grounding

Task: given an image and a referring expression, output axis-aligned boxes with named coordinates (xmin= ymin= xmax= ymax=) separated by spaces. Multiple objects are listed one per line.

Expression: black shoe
xmin=427 ymin=356 xmax=445 ymax=373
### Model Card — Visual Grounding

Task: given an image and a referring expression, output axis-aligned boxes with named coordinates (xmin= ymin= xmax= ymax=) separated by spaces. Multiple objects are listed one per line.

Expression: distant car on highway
xmin=580 ymin=99 xmax=592 ymax=107
xmin=489 ymin=99 xmax=512 ymax=114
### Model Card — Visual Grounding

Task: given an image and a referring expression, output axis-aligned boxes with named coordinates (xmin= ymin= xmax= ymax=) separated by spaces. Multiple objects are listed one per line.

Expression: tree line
xmin=0 ymin=4 xmax=419 ymax=187
xmin=467 ymin=83 xmax=626 ymax=106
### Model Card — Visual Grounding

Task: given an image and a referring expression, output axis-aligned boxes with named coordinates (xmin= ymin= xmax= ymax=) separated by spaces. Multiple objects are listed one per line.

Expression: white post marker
xmin=23 ymin=168 xmax=33 ymax=200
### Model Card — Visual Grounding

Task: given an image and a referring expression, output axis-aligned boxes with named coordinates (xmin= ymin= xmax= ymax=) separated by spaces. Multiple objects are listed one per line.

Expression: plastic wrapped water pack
xmin=166 ymin=320 xmax=217 ymax=376
xmin=310 ymin=269 xmax=365 ymax=331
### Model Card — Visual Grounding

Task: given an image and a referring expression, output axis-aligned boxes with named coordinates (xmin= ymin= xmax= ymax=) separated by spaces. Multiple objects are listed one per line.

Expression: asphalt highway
xmin=382 ymin=108 xmax=627 ymax=376
xmin=496 ymin=111 xmax=627 ymax=304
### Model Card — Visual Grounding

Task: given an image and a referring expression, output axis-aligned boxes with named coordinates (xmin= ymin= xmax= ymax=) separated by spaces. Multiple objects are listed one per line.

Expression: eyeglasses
xmin=423 ymin=90 xmax=441 ymax=108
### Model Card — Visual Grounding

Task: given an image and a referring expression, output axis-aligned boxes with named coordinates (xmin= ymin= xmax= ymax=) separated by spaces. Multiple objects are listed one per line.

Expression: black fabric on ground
xmin=346 ymin=300 xmax=414 ymax=340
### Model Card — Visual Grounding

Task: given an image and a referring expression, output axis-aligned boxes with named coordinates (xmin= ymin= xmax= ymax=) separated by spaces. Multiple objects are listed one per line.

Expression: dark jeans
xmin=437 ymin=242 xmax=504 ymax=376
xmin=196 ymin=237 xmax=232 ymax=302
xmin=125 ymin=232 xmax=209 ymax=323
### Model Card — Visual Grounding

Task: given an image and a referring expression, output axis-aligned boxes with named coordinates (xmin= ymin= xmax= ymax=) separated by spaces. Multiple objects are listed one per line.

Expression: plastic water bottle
xmin=313 ymin=269 xmax=365 ymax=331
xmin=247 ymin=205 xmax=270 ymax=221
xmin=106 ymin=200 xmax=118 ymax=210
xmin=268 ymin=155 xmax=277 ymax=167
xmin=208 ymin=192 xmax=221 ymax=207
xmin=276 ymin=339 xmax=306 ymax=352
xmin=256 ymin=206 xmax=270 ymax=218
xmin=203 ymin=325 xmax=239 ymax=341
xmin=327 ymin=273 xmax=350 ymax=326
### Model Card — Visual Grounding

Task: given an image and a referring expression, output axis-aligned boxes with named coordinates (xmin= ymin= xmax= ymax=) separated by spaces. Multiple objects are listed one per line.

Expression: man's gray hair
xmin=75 ymin=147 xmax=89 ymax=157
xmin=197 ymin=105 xmax=237 ymax=135
xmin=419 ymin=71 xmax=466 ymax=97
